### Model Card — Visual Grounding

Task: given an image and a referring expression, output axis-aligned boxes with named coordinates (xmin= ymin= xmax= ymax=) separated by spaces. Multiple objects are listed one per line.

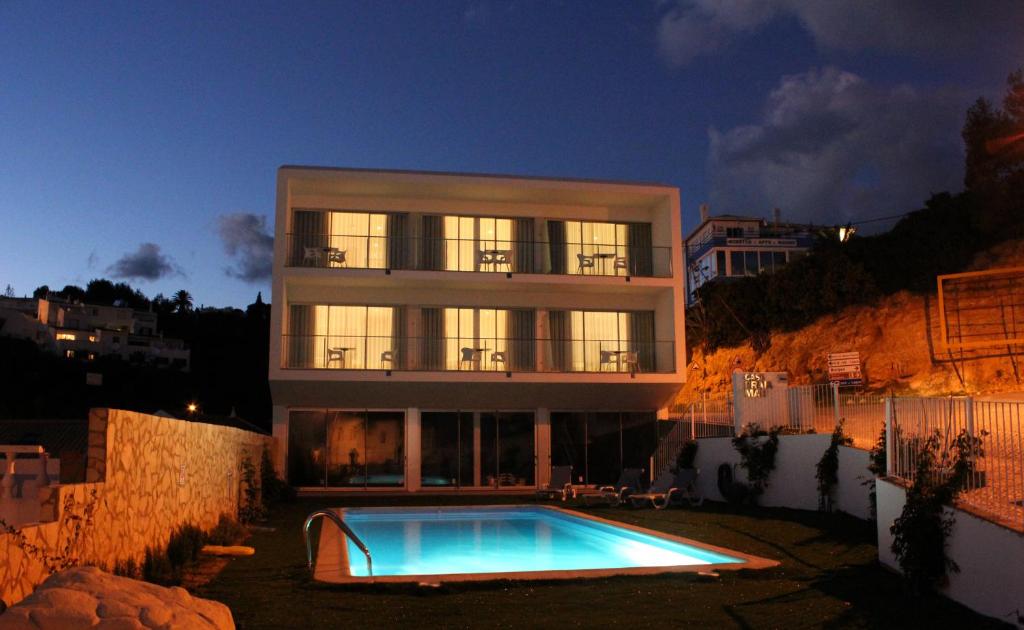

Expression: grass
xmin=197 ymin=496 xmax=1006 ymax=629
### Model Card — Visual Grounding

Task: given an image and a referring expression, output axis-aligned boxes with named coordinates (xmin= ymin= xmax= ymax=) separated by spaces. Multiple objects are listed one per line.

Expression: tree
xmin=172 ymin=290 xmax=193 ymax=313
xmin=3 ymin=285 xmax=14 ymax=298
xmin=32 ymin=285 xmax=49 ymax=299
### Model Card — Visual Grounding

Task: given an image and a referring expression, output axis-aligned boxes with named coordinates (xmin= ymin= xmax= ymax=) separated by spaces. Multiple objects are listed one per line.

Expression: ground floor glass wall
xmin=550 ymin=411 xmax=658 ymax=485
xmin=288 ymin=410 xmax=405 ymax=487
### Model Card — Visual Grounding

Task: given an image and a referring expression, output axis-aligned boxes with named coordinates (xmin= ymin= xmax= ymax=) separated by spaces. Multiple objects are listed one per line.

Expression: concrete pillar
xmin=271 ymin=405 xmax=288 ymax=480
xmin=536 ymin=408 xmax=551 ymax=488
xmin=405 ymin=408 xmax=421 ymax=492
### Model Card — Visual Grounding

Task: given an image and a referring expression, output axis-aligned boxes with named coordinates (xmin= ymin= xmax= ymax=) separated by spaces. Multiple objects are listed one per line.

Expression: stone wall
xmin=0 ymin=409 xmax=273 ymax=607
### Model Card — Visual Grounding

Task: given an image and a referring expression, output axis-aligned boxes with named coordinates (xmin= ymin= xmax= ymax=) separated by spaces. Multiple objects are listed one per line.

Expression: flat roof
xmin=278 ymin=164 xmax=676 ymax=190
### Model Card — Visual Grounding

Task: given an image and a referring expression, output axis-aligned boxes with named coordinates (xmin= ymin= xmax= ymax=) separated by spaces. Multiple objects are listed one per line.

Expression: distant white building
xmin=0 ymin=296 xmax=189 ymax=370
xmin=684 ymin=206 xmax=817 ymax=305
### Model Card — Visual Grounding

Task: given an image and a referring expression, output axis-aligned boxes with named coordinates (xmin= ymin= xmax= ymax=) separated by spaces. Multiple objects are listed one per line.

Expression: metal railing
xmin=284 ymin=234 xmax=674 ymax=278
xmin=282 ymin=334 xmax=676 ymax=373
xmin=653 ymin=396 xmax=734 ymax=475
xmin=889 ymin=397 xmax=1024 ymax=531
xmin=304 ymin=509 xmax=373 ymax=577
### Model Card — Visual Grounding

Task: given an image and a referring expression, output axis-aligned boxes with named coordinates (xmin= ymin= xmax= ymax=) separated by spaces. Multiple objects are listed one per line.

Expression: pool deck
xmin=312 ymin=504 xmax=778 ymax=584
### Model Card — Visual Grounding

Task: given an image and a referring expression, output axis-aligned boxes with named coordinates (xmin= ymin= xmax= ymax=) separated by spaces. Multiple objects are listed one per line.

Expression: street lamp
xmin=186 ymin=402 xmax=198 ymax=416
xmin=838 ymin=223 xmax=856 ymax=243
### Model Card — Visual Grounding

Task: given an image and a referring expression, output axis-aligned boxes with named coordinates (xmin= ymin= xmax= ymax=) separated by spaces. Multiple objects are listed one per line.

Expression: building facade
xmin=269 ymin=167 xmax=686 ymax=492
xmin=684 ymin=207 xmax=816 ymax=305
xmin=0 ymin=297 xmax=191 ymax=369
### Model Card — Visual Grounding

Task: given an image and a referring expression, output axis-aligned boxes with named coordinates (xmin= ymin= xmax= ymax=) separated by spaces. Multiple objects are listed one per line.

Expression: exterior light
xmin=838 ymin=224 xmax=856 ymax=243
xmin=187 ymin=402 xmax=198 ymax=414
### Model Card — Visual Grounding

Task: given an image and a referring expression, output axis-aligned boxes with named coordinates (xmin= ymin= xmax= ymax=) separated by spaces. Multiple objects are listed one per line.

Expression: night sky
xmin=2 ymin=2 xmax=1022 ymax=307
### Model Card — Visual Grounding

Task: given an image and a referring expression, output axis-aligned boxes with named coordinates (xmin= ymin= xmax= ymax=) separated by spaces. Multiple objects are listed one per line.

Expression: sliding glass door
xmin=550 ymin=411 xmax=657 ymax=485
xmin=310 ymin=305 xmax=396 ymax=369
xmin=481 ymin=412 xmax=535 ymax=487
xmin=570 ymin=310 xmax=630 ymax=372
xmin=443 ymin=215 xmax=513 ymax=271
xmin=288 ymin=409 xmax=405 ymax=488
xmin=328 ymin=211 xmax=389 ymax=268
xmin=420 ymin=411 xmax=473 ymax=487
xmin=444 ymin=307 xmax=508 ymax=371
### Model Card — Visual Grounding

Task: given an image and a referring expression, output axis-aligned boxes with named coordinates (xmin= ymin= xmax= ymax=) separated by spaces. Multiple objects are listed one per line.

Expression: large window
xmin=287 ymin=410 xmax=405 ymax=488
xmin=443 ymin=215 xmax=513 ymax=271
xmin=420 ymin=412 xmax=474 ymax=487
xmin=480 ymin=412 xmax=535 ymax=486
xmin=569 ymin=310 xmax=630 ymax=372
xmin=565 ymin=220 xmax=628 ymax=276
xmin=730 ymin=249 xmax=788 ymax=277
xmin=550 ymin=411 xmax=658 ymax=485
xmin=289 ymin=304 xmax=396 ymax=369
xmin=444 ymin=307 xmax=508 ymax=370
xmin=328 ymin=211 xmax=388 ymax=268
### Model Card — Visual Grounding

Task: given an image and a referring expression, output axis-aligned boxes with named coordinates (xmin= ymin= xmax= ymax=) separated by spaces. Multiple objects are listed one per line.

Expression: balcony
xmin=280 ymin=335 xmax=676 ymax=374
xmin=284 ymin=234 xmax=673 ymax=278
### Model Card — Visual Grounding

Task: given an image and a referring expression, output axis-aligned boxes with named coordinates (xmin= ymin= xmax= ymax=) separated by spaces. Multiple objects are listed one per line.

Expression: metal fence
xmin=654 ymin=397 xmax=734 ymax=476
xmin=889 ymin=397 xmax=1024 ymax=531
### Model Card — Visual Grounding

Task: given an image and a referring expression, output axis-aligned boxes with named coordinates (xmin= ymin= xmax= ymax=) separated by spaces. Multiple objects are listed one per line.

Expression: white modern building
xmin=684 ymin=206 xmax=817 ymax=305
xmin=269 ymin=166 xmax=686 ymax=492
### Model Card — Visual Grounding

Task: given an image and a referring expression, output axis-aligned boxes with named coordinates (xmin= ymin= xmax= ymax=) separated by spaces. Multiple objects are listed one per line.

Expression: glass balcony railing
xmin=284 ymin=234 xmax=673 ymax=278
xmin=281 ymin=335 xmax=676 ymax=374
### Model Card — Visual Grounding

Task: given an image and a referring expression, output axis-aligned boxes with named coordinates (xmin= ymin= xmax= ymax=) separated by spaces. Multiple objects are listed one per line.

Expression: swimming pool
xmin=311 ymin=505 xmax=775 ymax=583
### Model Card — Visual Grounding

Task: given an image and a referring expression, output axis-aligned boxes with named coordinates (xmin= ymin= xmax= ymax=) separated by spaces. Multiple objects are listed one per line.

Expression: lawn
xmin=197 ymin=496 xmax=1004 ymax=629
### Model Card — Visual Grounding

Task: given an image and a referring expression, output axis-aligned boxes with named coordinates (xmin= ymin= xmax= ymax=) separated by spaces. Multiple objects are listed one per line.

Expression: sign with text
xmin=828 ymin=352 xmax=863 ymax=387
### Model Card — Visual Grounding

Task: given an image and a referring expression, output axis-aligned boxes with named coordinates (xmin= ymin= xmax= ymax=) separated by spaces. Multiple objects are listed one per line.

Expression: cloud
xmin=707 ymin=67 xmax=966 ymax=227
xmin=656 ymin=0 xmax=1024 ymax=66
xmin=107 ymin=243 xmax=180 ymax=281
xmin=217 ymin=213 xmax=274 ymax=282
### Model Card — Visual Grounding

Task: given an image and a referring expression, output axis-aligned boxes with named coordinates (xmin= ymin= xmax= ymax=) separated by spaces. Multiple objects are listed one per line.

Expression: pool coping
xmin=312 ymin=504 xmax=779 ymax=584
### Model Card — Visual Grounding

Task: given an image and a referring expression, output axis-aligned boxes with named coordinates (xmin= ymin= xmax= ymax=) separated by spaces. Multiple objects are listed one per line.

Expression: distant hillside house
xmin=684 ymin=206 xmax=817 ymax=305
xmin=0 ymin=295 xmax=190 ymax=370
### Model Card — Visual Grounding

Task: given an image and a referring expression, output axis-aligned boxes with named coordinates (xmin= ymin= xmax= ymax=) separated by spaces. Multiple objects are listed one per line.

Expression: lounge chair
xmin=536 ymin=465 xmax=573 ymax=501
xmin=578 ymin=468 xmax=644 ymax=506
xmin=674 ymin=468 xmax=704 ymax=507
xmin=628 ymin=471 xmax=679 ymax=509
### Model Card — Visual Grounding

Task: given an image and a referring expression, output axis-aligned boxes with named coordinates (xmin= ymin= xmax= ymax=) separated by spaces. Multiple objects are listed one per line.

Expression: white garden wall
xmin=693 ymin=435 xmax=874 ymax=519
xmin=876 ymin=479 xmax=1024 ymax=626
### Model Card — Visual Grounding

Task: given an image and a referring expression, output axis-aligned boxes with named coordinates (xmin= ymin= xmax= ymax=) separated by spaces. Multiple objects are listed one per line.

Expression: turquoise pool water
xmin=341 ymin=506 xmax=743 ymax=577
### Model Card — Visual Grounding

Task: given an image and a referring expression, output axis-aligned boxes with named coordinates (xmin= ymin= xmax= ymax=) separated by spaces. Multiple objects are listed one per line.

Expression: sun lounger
xmin=578 ymin=468 xmax=644 ymax=506
xmin=628 ymin=471 xmax=679 ymax=509
xmin=536 ymin=465 xmax=573 ymax=501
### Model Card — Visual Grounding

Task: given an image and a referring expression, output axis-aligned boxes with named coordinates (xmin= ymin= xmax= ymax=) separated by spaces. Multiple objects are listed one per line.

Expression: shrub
xmin=890 ymin=429 xmax=985 ymax=593
xmin=731 ymin=424 xmax=781 ymax=502
xmin=261 ymin=446 xmax=296 ymax=505
xmin=675 ymin=440 xmax=699 ymax=471
xmin=238 ymin=455 xmax=266 ymax=524
xmin=815 ymin=420 xmax=853 ymax=512
xmin=143 ymin=547 xmax=177 ymax=585
xmin=166 ymin=524 xmax=205 ymax=568
xmin=207 ymin=514 xmax=247 ymax=546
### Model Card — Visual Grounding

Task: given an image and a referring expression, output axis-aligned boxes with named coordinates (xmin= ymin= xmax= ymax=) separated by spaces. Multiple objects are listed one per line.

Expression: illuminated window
xmin=443 ymin=215 xmax=513 ymax=272
xmin=56 ymin=332 xmax=76 ymax=341
xmin=443 ymin=307 xmax=509 ymax=370
xmin=569 ymin=311 xmax=630 ymax=372
xmin=328 ymin=211 xmax=388 ymax=268
xmin=311 ymin=305 xmax=395 ymax=369
xmin=65 ymin=350 xmax=75 ymax=359
xmin=565 ymin=221 xmax=629 ymax=276
xmin=87 ymin=335 xmax=97 ymax=343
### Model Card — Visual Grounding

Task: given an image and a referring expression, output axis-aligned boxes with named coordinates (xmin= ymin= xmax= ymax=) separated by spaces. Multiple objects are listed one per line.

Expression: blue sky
xmin=1 ymin=1 xmax=1022 ymax=307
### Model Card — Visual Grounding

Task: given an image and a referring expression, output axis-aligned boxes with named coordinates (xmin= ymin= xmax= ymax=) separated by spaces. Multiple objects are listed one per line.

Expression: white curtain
xmin=444 ymin=215 xmax=513 ymax=271
xmin=565 ymin=221 xmax=628 ymax=276
xmin=313 ymin=305 xmax=394 ymax=368
xmin=444 ymin=307 xmax=508 ymax=370
xmin=329 ymin=211 xmax=388 ymax=268
xmin=569 ymin=310 xmax=630 ymax=371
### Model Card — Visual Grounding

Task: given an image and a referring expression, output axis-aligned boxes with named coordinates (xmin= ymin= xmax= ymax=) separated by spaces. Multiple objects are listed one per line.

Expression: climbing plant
xmin=0 ymin=488 xmax=98 ymax=573
xmin=890 ymin=428 xmax=985 ymax=593
xmin=675 ymin=440 xmax=699 ymax=471
xmin=731 ymin=424 xmax=781 ymax=502
xmin=238 ymin=455 xmax=265 ymax=524
xmin=815 ymin=420 xmax=853 ymax=512
xmin=864 ymin=421 xmax=888 ymax=519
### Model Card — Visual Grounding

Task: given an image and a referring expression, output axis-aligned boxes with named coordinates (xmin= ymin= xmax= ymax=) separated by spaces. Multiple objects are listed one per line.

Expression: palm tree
xmin=172 ymin=289 xmax=193 ymax=313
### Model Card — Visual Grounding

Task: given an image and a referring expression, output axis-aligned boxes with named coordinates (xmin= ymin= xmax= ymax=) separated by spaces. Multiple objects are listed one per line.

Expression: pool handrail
xmin=303 ymin=509 xmax=373 ymax=577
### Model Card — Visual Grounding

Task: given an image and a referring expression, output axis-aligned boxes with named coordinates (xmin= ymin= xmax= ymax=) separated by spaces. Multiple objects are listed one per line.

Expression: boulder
xmin=0 ymin=566 xmax=233 ymax=629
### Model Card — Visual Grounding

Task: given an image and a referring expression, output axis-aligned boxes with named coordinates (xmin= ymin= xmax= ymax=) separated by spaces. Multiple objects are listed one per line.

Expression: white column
xmin=406 ymin=408 xmax=421 ymax=492
xmin=535 ymin=408 xmax=551 ymax=488
xmin=271 ymin=405 xmax=288 ymax=479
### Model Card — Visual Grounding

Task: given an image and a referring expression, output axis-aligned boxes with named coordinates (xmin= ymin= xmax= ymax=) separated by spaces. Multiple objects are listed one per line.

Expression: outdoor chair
xmin=674 ymin=468 xmax=704 ymax=507
xmin=490 ymin=350 xmax=507 ymax=371
xmin=460 ymin=347 xmax=480 ymax=370
xmin=327 ymin=249 xmax=347 ymax=267
xmin=380 ymin=350 xmax=394 ymax=369
xmin=536 ymin=465 xmax=573 ymax=501
xmin=599 ymin=350 xmax=617 ymax=371
xmin=622 ymin=351 xmax=640 ymax=374
xmin=576 ymin=253 xmax=595 ymax=275
xmin=614 ymin=256 xmax=628 ymax=273
xmin=578 ymin=468 xmax=644 ymax=506
xmin=326 ymin=347 xmax=347 ymax=368
xmin=303 ymin=247 xmax=323 ymax=267
xmin=628 ymin=471 xmax=679 ymax=509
